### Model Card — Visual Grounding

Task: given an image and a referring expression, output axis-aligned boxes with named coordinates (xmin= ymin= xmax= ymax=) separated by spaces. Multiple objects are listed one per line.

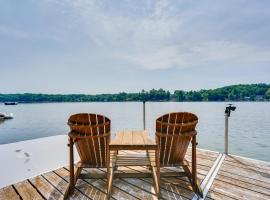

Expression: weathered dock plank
xmin=218 ymin=170 xmax=270 ymax=190
xmin=44 ymin=170 xmax=91 ymax=199
xmin=29 ymin=175 xmax=64 ymax=200
xmin=207 ymin=154 xmax=270 ymax=200
xmin=1 ymin=149 xmax=269 ymax=200
xmin=206 ymin=190 xmax=237 ymax=200
xmin=208 ymin=178 xmax=270 ymax=200
xmin=55 ymin=167 xmax=107 ymax=200
xmin=119 ymin=166 xmax=191 ymax=199
xmin=225 ymin=155 xmax=270 ymax=170
xmin=220 ymin=161 xmax=270 ymax=184
xmin=82 ymin=168 xmax=143 ymax=200
xmin=0 ymin=185 xmax=20 ymax=200
xmin=14 ymin=180 xmax=44 ymax=200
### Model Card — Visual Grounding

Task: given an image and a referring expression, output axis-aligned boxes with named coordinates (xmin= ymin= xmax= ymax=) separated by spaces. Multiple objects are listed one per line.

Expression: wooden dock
xmin=0 ymin=148 xmax=269 ymax=200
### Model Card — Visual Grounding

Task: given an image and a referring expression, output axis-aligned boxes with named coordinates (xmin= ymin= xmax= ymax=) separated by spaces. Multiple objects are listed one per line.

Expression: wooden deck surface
xmin=1 ymin=148 xmax=269 ymax=200
xmin=206 ymin=154 xmax=270 ymax=200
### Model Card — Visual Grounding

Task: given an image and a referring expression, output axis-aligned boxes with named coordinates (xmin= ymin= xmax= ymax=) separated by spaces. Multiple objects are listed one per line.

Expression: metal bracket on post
xmin=224 ymin=104 xmax=236 ymax=155
xmin=143 ymin=101 xmax=146 ymax=130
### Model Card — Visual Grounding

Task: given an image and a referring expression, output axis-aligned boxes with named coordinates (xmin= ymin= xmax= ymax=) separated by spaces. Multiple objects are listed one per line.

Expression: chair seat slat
xmin=155 ymin=131 xmax=197 ymax=137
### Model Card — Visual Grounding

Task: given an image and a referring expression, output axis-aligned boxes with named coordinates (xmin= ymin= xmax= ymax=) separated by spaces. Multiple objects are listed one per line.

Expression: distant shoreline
xmin=1 ymin=83 xmax=270 ymax=103
xmin=1 ymin=100 xmax=270 ymax=104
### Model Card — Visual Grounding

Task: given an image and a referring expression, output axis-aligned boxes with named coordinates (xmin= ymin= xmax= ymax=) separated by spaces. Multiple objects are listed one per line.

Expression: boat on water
xmin=4 ymin=102 xmax=18 ymax=105
xmin=0 ymin=112 xmax=13 ymax=120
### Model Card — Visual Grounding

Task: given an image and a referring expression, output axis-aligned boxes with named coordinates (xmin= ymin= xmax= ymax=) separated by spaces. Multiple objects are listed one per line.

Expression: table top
xmin=109 ymin=130 xmax=157 ymax=150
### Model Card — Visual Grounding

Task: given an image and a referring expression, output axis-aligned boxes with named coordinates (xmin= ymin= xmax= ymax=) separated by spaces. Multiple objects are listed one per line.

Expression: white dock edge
xmin=0 ymin=135 xmax=79 ymax=188
xmin=192 ymin=153 xmax=226 ymax=200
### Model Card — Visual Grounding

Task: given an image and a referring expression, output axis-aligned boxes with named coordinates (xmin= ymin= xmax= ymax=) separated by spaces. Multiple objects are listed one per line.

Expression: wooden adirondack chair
xmin=155 ymin=112 xmax=203 ymax=197
xmin=65 ymin=113 xmax=113 ymax=199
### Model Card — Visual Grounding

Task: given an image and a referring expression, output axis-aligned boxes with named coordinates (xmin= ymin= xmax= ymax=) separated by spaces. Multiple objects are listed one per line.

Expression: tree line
xmin=0 ymin=84 xmax=269 ymax=103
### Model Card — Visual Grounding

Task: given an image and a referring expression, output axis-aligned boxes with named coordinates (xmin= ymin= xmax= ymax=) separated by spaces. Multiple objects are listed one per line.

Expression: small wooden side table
xmin=109 ymin=130 xmax=160 ymax=196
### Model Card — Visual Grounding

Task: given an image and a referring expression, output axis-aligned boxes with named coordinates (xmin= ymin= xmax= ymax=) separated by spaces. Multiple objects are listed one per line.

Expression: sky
xmin=0 ymin=0 xmax=270 ymax=94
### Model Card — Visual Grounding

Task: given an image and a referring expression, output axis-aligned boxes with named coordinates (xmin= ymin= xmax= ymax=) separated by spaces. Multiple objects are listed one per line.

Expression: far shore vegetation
xmin=1 ymin=84 xmax=270 ymax=103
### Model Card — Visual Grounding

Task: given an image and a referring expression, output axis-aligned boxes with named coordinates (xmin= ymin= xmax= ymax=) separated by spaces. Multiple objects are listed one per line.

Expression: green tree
xmin=0 ymin=83 xmax=269 ymax=102
xmin=174 ymin=90 xmax=185 ymax=101
xmin=266 ymin=88 xmax=270 ymax=100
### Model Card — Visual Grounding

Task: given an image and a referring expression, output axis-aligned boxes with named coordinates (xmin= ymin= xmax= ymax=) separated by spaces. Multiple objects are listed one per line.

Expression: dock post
xmin=224 ymin=104 xmax=236 ymax=155
xmin=225 ymin=113 xmax=229 ymax=155
xmin=143 ymin=101 xmax=146 ymax=130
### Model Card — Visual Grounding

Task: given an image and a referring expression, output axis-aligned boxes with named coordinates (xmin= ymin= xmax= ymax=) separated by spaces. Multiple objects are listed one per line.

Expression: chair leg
xmin=107 ymin=167 xmax=114 ymax=200
xmin=64 ymin=138 xmax=75 ymax=200
xmin=192 ymin=135 xmax=203 ymax=197
xmin=154 ymin=148 xmax=160 ymax=198
xmin=182 ymin=164 xmax=193 ymax=183
xmin=74 ymin=166 xmax=82 ymax=185
xmin=107 ymin=147 xmax=115 ymax=199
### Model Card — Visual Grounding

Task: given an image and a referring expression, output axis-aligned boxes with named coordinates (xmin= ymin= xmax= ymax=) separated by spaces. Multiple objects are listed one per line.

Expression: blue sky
xmin=0 ymin=0 xmax=270 ymax=94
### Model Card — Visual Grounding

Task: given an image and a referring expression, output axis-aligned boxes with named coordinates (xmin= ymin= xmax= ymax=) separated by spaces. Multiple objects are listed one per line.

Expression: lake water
xmin=0 ymin=102 xmax=269 ymax=162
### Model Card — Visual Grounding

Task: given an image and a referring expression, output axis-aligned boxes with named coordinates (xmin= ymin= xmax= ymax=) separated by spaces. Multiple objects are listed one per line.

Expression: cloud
xmin=56 ymin=0 xmax=181 ymax=47
xmin=1 ymin=0 xmax=270 ymax=92
xmin=118 ymin=41 xmax=270 ymax=70
xmin=42 ymin=0 xmax=270 ymax=70
xmin=4 ymin=0 xmax=270 ymax=70
xmin=119 ymin=45 xmax=180 ymax=70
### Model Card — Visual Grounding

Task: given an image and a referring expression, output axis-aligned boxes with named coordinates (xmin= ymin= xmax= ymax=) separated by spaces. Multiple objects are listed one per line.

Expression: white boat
xmin=0 ymin=113 xmax=13 ymax=120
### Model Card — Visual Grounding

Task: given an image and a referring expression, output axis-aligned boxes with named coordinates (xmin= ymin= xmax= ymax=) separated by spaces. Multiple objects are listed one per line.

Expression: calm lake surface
xmin=0 ymin=102 xmax=269 ymax=162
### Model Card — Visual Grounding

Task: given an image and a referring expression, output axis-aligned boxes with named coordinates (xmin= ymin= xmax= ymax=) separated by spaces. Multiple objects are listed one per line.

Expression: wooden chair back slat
xmin=156 ymin=112 xmax=198 ymax=166
xmin=68 ymin=113 xmax=110 ymax=168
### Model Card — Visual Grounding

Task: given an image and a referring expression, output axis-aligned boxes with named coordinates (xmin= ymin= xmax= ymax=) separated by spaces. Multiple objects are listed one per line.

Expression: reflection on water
xmin=0 ymin=102 xmax=269 ymax=162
